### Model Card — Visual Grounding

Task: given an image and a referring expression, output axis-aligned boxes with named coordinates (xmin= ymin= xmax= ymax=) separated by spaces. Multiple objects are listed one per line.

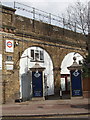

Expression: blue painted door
xmin=71 ymin=70 xmax=82 ymax=96
xmin=32 ymin=71 xmax=43 ymax=97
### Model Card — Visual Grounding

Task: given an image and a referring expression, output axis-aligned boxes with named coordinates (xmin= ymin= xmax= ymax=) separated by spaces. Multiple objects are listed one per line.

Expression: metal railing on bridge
xmin=14 ymin=1 xmax=88 ymax=34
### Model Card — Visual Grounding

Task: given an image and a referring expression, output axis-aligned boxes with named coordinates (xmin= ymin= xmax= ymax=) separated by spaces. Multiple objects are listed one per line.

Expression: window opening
xmin=40 ymin=51 xmax=44 ymax=61
xmin=30 ymin=49 xmax=44 ymax=62
xmin=35 ymin=52 xmax=39 ymax=61
xmin=31 ymin=49 xmax=34 ymax=60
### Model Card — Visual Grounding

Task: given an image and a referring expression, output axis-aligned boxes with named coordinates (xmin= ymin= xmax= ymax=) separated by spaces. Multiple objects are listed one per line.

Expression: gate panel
xmin=71 ymin=70 xmax=82 ymax=96
xmin=32 ymin=72 xmax=43 ymax=97
xmin=21 ymin=73 xmax=31 ymax=101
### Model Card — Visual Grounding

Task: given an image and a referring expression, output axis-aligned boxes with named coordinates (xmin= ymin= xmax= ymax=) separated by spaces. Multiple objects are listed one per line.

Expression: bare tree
xmin=88 ymin=1 xmax=90 ymax=53
xmin=63 ymin=1 xmax=90 ymax=76
xmin=63 ymin=1 xmax=90 ymax=50
xmin=65 ymin=1 xmax=89 ymax=33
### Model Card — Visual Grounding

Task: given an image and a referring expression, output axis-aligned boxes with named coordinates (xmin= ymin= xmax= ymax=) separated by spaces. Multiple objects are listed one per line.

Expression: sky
xmin=1 ymin=0 xmax=89 ymax=16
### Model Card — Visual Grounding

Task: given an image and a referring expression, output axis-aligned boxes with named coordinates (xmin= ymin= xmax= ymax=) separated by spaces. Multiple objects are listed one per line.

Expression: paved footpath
xmin=1 ymin=97 xmax=90 ymax=118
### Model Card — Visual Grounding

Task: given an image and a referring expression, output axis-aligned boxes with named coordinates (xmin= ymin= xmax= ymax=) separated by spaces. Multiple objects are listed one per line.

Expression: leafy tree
xmin=83 ymin=53 xmax=90 ymax=77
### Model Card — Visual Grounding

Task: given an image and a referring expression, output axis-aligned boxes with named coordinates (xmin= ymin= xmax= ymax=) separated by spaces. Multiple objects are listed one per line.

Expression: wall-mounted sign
xmin=5 ymin=61 xmax=14 ymax=64
xmin=71 ymin=70 xmax=82 ymax=96
xmin=5 ymin=61 xmax=14 ymax=70
xmin=6 ymin=64 xmax=13 ymax=70
xmin=6 ymin=40 xmax=14 ymax=52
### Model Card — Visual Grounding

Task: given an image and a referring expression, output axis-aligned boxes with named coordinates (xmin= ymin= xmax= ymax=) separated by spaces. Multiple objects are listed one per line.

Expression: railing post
xmin=14 ymin=1 xmax=15 ymax=9
xmin=49 ymin=13 xmax=51 ymax=24
xmin=33 ymin=7 xmax=35 ymax=20
xmin=63 ymin=18 xmax=65 ymax=35
xmin=32 ymin=7 xmax=35 ymax=31
xmin=74 ymin=22 xmax=76 ymax=33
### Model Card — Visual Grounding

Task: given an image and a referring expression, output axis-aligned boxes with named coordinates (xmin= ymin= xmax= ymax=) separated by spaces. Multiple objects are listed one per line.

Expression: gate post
xmin=67 ymin=57 xmax=83 ymax=98
xmin=30 ymin=63 xmax=45 ymax=100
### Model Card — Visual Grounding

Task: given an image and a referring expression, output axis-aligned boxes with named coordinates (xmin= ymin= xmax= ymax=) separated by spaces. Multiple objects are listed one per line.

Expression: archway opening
xmin=61 ymin=52 xmax=83 ymax=98
xmin=19 ymin=46 xmax=54 ymax=101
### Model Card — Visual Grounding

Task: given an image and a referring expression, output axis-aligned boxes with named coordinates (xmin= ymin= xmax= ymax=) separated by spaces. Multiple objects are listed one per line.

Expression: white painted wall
xmin=61 ymin=52 xmax=83 ymax=74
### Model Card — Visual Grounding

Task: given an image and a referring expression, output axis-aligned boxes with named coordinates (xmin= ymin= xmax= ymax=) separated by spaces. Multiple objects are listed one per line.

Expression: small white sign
xmin=6 ymin=64 xmax=13 ymax=70
xmin=5 ymin=61 xmax=14 ymax=64
xmin=6 ymin=40 xmax=14 ymax=52
xmin=5 ymin=61 xmax=14 ymax=70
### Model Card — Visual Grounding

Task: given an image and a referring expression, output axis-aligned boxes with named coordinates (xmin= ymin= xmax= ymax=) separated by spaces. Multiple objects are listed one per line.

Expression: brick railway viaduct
xmin=0 ymin=5 xmax=88 ymax=103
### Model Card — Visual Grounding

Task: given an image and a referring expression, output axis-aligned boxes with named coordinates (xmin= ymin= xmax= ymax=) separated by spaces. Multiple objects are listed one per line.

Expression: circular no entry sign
xmin=7 ymin=41 xmax=12 ymax=48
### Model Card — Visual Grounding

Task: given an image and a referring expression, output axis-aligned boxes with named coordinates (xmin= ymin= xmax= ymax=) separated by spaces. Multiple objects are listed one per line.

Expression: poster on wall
xmin=6 ymin=40 xmax=14 ymax=53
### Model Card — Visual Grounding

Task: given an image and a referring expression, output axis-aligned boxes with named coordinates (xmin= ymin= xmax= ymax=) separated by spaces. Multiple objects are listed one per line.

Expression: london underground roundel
xmin=7 ymin=41 xmax=12 ymax=48
xmin=6 ymin=40 xmax=14 ymax=52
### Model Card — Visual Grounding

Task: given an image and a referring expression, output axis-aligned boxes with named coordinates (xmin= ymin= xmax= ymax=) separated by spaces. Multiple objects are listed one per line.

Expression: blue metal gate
xmin=32 ymin=71 xmax=43 ymax=97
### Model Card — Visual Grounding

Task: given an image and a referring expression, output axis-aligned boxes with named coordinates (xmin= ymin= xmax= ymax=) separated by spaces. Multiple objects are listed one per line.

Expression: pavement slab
xmin=1 ymin=98 xmax=89 ymax=117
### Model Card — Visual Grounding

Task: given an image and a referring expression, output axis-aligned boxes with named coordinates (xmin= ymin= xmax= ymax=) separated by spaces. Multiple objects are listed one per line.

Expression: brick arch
xmin=19 ymin=45 xmax=55 ymax=97
xmin=15 ymin=37 xmax=85 ymax=72
xmin=60 ymin=51 xmax=84 ymax=71
xmin=19 ymin=45 xmax=55 ymax=76
xmin=59 ymin=50 xmax=85 ymax=67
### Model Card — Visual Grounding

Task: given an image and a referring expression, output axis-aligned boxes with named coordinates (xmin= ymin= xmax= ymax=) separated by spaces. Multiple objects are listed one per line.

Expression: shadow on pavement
xmin=71 ymin=104 xmax=90 ymax=110
xmin=46 ymin=94 xmax=71 ymax=100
